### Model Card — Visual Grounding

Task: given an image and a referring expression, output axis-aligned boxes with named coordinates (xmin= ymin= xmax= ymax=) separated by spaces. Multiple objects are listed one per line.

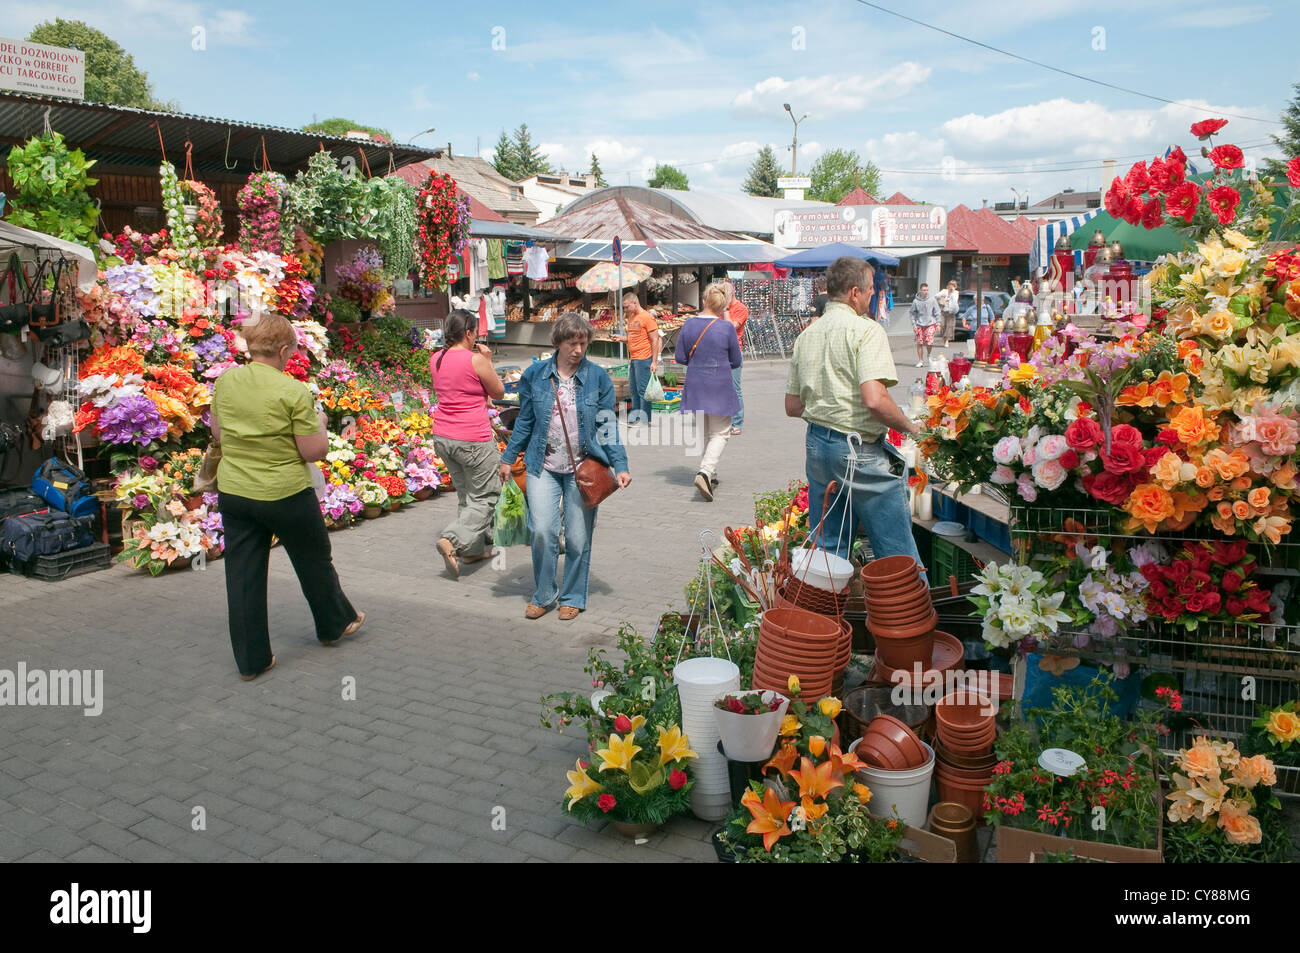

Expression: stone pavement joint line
xmin=0 ymin=356 xmax=912 ymax=861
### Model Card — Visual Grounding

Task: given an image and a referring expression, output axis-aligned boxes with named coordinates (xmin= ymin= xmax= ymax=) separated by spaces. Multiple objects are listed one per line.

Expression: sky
xmin=5 ymin=0 xmax=1298 ymax=210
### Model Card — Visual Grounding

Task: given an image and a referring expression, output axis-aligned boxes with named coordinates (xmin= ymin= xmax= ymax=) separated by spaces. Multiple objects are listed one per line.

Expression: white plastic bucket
xmin=713 ymin=691 xmax=790 ymax=762
xmin=677 ymin=657 xmax=740 ymax=806
xmin=854 ymin=740 xmax=935 ymax=830
xmin=790 ymin=547 xmax=856 ymax=593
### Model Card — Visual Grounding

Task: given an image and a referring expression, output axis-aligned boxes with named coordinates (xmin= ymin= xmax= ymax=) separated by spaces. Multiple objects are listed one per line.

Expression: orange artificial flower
xmin=1168 ymin=404 xmax=1220 ymax=448
xmin=1230 ymin=476 xmax=1254 ymax=492
xmin=1151 ymin=452 xmax=1188 ymax=490
xmin=789 ymin=757 xmax=844 ymax=803
xmin=1273 ymin=461 xmax=1299 ymax=490
xmin=1232 ymin=500 xmax=1252 ymax=520
xmin=1254 ymin=515 xmax=1292 ymax=545
xmin=743 ymin=786 xmax=796 ymax=851
xmin=1116 ymin=382 xmax=1156 ymax=408
xmin=1150 ymin=370 xmax=1190 ymax=406
xmin=827 ymin=744 xmax=869 ymax=777
xmin=1177 ymin=339 xmax=1200 ymax=360
xmin=1163 ymin=492 xmax=1204 ymax=530
xmin=1123 ymin=483 xmax=1176 ymax=533
xmin=1194 ymin=466 xmax=1216 ymax=489
xmin=1248 ymin=487 xmax=1271 ymax=510
xmin=763 ymin=743 xmax=799 ymax=779
xmin=1204 ymin=448 xmax=1251 ymax=482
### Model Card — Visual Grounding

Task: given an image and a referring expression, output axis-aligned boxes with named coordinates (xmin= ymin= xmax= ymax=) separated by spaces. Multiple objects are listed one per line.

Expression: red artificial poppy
xmin=1207 ymin=144 xmax=1244 ymax=170
xmin=1165 ymin=181 xmax=1201 ymax=222
xmin=1122 ymin=195 xmax=1144 ymax=225
xmin=668 ymin=769 xmax=688 ymax=790
xmin=1190 ymin=118 xmax=1228 ymax=140
xmin=1124 ymin=161 xmax=1150 ymax=195
xmin=597 ymin=794 xmax=617 ymax=813
xmin=1206 ymin=186 xmax=1241 ymax=225
xmin=1104 ymin=176 xmax=1131 ymax=218
xmin=1287 ymin=156 xmax=1300 ymax=188
xmin=1140 ymin=196 xmax=1165 ymax=229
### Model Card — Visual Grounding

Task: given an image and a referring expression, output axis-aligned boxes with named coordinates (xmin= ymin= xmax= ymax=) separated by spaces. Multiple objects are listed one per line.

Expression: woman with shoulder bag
xmin=676 ymin=281 xmax=741 ymax=502
xmin=211 ymin=313 xmax=364 ymax=680
xmin=429 ymin=308 xmax=506 ymax=578
xmin=498 ymin=312 xmax=630 ymax=620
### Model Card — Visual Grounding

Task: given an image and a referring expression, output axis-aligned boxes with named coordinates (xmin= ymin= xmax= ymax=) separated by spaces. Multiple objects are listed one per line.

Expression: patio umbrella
xmin=575 ymin=261 xmax=652 ymax=293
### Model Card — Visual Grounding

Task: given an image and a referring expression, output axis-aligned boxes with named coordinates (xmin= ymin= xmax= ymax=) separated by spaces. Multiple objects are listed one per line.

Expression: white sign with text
xmin=0 ymin=37 xmax=85 ymax=99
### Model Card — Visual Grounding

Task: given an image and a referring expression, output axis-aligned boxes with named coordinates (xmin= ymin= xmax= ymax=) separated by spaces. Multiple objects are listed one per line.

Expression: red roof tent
xmin=837 ymin=187 xmax=879 ymax=206
xmin=390 ymin=162 xmax=507 ymax=223
xmin=882 ymin=191 xmax=917 ymax=205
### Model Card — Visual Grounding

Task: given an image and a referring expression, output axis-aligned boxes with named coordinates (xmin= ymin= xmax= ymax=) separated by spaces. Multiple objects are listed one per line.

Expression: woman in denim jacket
xmin=499 ymin=312 xmax=631 ymax=620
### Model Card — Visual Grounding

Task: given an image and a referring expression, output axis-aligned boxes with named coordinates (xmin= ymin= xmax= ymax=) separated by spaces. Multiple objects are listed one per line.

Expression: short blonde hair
xmin=702 ymin=282 xmax=730 ymax=314
xmin=241 ymin=312 xmax=297 ymax=359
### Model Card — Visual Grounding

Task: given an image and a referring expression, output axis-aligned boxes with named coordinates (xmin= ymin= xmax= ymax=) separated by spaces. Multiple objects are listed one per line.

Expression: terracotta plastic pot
xmin=869 ymin=633 xmax=965 ymax=691
xmin=935 ymin=735 xmax=994 ymax=757
xmin=872 ymin=628 xmax=935 ymax=671
xmin=767 ymin=626 xmax=842 ymax=652
xmin=937 ymin=725 xmax=996 ymax=748
xmin=867 ymin=606 xmax=938 ymax=631
xmin=934 ymin=740 xmax=997 ymax=771
xmin=856 ymin=738 xmax=911 ymax=771
xmin=855 ymin=741 xmax=936 ymax=830
xmin=934 ymin=776 xmax=986 ymax=826
xmin=869 ymin=609 xmax=937 ymax=639
xmin=934 ymin=758 xmax=997 ymax=783
xmin=843 ymin=685 xmax=934 ymax=746
xmin=757 ymin=641 xmax=838 ymax=667
xmin=836 ymin=619 xmax=852 ymax=670
xmin=863 ymin=714 xmax=928 ymax=768
xmin=935 ymin=691 xmax=996 ymax=732
xmin=761 ymin=607 xmax=842 ymax=640
xmin=937 ymin=718 xmax=997 ymax=741
xmin=863 ymin=580 xmax=930 ymax=607
xmin=861 ymin=555 xmax=922 ymax=585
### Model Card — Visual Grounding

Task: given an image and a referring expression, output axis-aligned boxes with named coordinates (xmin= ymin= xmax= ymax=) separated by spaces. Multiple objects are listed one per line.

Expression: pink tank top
xmin=430 ymin=348 xmax=492 ymax=441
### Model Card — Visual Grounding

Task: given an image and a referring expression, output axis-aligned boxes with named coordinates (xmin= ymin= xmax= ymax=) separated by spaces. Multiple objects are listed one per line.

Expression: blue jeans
xmin=628 ymin=358 xmax=652 ymax=423
xmin=526 ymin=467 xmax=598 ymax=609
xmin=731 ymin=366 xmax=744 ymax=429
xmin=804 ymin=423 xmax=924 ymax=571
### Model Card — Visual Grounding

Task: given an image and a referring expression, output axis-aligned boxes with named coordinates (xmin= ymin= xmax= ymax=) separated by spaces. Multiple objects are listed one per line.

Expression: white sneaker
xmin=915 ymin=361 xmax=925 ymax=367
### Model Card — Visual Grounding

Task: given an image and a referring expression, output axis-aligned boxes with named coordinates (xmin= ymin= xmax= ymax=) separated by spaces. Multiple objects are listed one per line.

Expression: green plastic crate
xmin=733 ymin=584 xmax=761 ymax=627
xmin=608 ymin=362 xmax=630 ymax=379
xmin=931 ymin=536 xmax=978 ymax=587
xmin=651 ymin=398 xmax=681 ymax=414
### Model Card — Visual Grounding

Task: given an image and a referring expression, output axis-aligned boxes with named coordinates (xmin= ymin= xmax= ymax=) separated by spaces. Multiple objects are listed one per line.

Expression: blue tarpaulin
xmin=772 ymin=242 xmax=901 ymax=269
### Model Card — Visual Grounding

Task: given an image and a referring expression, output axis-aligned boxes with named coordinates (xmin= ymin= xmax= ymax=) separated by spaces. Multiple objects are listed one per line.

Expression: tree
xmin=27 ymin=19 xmax=168 ymax=109
xmin=1265 ymin=82 xmax=1300 ymax=180
xmin=491 ymin=130 xmax=519 ymax=180
xmin=806 ymin=149 xmax=882 ymax=203
xmin=647 ymin=164 xmax=689 ymax=190
xmin=742 ymin=145 xmax=785 ymax=197
xmin=302 ymin=118 xmax=393 ymax=142
xmin=511 ymin=123 xmax=552 ymax=178
xmin=588 ymin=153 xmax=608 ymax=187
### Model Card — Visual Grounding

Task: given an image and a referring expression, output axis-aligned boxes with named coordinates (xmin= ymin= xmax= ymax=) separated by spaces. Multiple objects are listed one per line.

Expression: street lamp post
xmin=783 ymin=102 xmax=809 ymax=176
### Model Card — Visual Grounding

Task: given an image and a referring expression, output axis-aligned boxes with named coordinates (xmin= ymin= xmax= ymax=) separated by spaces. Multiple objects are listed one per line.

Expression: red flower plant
xmin=1190 ymin=118 xmax=1228 ymax=140
xmin=1164 ymin=181 xmax=1201 ymax=222
xmin=1287 ymin=156 xmax=1300 ymax=189
xmin=613 ymin=714 xmax=633 ymax=733
xmin=1140 ymin=197 xmax=1165 ymax=229
xmin=1207 ymin=144 xmax=1244 ymax=170
xmin=597 ymin=794 xmax=617 ymax=813
xmin=1206 ymin=186 xmax=1241 ymax=226
xmin=668 ymin=769 xmax=688 ymax=790
xmin=1155 ymin=686 xmax=1183 ymax=712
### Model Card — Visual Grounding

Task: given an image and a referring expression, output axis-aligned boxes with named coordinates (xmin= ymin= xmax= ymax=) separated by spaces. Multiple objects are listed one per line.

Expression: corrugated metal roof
xmin=0 ymin=91 xmax=443 ymax=179
xmin=470 ymin=220 xmax=571 ymax=241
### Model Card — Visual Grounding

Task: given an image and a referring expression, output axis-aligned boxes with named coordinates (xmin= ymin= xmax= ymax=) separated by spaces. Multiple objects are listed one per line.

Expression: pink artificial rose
xmin=1036 ymin=434 xmax=1070 ymax=462
xmin=1032 ymin=458 xmax=1068 ymax=491
xmin=1255 ymin=410 xmax=1300 ymax=457
xmin=991 ymin=464 xmax=1017 ymax=485
xmin=1016 ymin=473 xmax=1039 ymax=502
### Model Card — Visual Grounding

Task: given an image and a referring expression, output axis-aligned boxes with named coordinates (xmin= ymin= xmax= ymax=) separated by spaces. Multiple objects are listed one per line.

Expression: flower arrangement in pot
xmin=562 ymin=705 xmax=698 ymax=837
xmin=713 ymin=690 xmax=790 ymax=762
xmin=237 ymin=171 xmax=289 ymax=254
xmin=354 ymin=479 xmax=388 ymax=517
xmin=715 ymin=679 xmax=901 ymax=862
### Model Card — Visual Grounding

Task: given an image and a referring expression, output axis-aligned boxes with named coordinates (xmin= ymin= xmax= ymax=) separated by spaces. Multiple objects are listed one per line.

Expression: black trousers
xmin=218 ymin=488 xmax=357 ymax=675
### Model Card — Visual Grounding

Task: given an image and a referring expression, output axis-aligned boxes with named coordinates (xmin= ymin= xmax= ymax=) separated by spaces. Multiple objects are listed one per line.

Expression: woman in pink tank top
xmin=430 ymin=310 xmax=506 ymax=578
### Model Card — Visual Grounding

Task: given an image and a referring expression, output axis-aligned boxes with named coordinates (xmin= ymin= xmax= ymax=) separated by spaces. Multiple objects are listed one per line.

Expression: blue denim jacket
xmin=500 ymin=358 xmax=629 ymax=476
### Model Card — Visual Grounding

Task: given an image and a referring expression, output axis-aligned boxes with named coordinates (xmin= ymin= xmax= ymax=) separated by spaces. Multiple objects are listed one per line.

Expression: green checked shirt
xmin=786 ymin=301 xmax=898 ymax=441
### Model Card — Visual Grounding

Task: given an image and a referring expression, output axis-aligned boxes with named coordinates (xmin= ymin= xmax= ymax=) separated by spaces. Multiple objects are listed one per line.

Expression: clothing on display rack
xmin=486 ymin=239 xmax=507 ymax=280
xmin=505 ymin=242 xmax=525 ymax=276
xmin=469 ymin=239 xmax=490 ymax=292
xmin=487 ymin=287 xmax=507 ymax=340
xmin=523 ymin=244 xmax=549 ymax=281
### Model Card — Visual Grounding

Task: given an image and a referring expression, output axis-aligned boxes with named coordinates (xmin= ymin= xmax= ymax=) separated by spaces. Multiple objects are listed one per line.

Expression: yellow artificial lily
xmin=764 ymin=743 xmax=799 ymax=778
xmin=744 ymin=786 xmax=796 ymax=851
xmin=818 ymin=697 xmax=843 ymax=719
xmin=657 ymin=725 xmax=698 ymax=766
xmin=564 ymin=759 xmax=603 ymax=809
xmin=595 ymin=733 xmax=641 ymax=773
xmin=789 ymin=757 xmax=844 ymax=802
xmin=779 ymin=714 xmax=801 ymax=737
xmin=1008 ymin=363 xmax=1039 ymax=385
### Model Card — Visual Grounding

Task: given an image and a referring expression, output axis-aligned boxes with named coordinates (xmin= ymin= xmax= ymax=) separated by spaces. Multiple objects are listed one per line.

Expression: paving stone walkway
xmin=0 ymin=351 xmax=860 ymax=862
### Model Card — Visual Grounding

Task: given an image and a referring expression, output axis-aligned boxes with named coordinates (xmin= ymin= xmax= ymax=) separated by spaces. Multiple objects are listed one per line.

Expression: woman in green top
xmin=211 ymin=313 xmax=364 ymax=680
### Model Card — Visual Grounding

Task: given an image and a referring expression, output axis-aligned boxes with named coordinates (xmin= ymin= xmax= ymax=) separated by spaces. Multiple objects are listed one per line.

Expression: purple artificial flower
xmin=98 ymin=394 xmax=168 ymax=446
xmin=139 ymin=455 xmax=159 ymax=472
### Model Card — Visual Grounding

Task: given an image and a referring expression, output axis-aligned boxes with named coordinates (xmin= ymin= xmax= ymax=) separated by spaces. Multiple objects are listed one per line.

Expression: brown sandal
xmin=240 ymin=655 xmax=276 ymax=681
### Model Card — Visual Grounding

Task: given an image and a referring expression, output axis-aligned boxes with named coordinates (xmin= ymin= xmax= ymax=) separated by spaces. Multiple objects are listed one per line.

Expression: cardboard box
xmin=900 ymin=825 xmax=957 ymax=863
xmin=999 ymin=824 xmax=1161 ymax=863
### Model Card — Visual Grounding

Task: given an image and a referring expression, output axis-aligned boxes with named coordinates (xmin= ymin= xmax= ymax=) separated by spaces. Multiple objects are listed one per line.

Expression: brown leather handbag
xmin=552 ymin=377 xmax=617 ymax=508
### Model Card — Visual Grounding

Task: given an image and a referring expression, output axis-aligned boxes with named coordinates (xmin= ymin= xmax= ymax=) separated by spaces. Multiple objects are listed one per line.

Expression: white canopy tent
xmin=0 ymin=221 xmax=98 ymax=292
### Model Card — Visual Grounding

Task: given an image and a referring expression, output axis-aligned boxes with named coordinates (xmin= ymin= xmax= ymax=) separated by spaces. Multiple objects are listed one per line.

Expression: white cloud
xmin=466 ymin=72 xmax=480 ymax=82
xmin=1173 ymin=3 xmax=1272 ymax=27
xmin=731 ymin=64 xmax=931 ymax=117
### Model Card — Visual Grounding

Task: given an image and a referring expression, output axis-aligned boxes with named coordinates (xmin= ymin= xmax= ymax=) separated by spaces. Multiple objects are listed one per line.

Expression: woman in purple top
xmin=676 ymin=281 xmax=742 ymax=502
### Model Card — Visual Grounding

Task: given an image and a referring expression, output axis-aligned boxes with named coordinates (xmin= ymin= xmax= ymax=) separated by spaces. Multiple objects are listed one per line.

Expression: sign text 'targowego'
xmin=0 ymin=38 xmax=85 ymax=99
xmin=772 ymin=204 xmax=948 ymax=249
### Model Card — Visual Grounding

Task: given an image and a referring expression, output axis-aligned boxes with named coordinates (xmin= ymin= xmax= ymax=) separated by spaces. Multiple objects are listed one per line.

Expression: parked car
xmin=952 ymin=291 xmax=1010 ymax=340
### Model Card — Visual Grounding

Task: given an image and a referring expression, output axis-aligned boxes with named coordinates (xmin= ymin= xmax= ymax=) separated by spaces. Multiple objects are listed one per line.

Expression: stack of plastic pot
xmin=933 ymin=691 xmax=998 ymax=823
xmin=751 ymin=607 xmax=843 ymax=701
xmin=862 ymin=556 xmax=936 ymax=672
xmin=674 ymin=656 xmax=740 ymax=822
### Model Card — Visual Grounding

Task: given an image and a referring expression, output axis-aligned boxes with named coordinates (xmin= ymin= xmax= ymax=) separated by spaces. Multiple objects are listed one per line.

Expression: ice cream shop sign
xmin=0 ymin=38 xmax=85 ymax=99
xmin=773 ymin=204 xmax=947 ymax=249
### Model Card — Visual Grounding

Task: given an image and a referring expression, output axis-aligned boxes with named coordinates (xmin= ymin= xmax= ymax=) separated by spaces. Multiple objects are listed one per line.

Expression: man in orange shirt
xmin=613 ymin=291 xmax=662 ymax=425
xmin=724 ymin=281 xmax=747 ymax=435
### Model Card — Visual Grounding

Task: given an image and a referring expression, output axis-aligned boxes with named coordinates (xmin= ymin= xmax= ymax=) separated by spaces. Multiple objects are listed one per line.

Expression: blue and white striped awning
xmin=1028 ymin=208 xmax=1102 ymax=277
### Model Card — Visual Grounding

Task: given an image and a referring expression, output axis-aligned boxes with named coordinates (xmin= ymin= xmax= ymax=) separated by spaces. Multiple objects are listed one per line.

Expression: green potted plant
xmin=5 ymin=132 xmax=99 ymax=244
